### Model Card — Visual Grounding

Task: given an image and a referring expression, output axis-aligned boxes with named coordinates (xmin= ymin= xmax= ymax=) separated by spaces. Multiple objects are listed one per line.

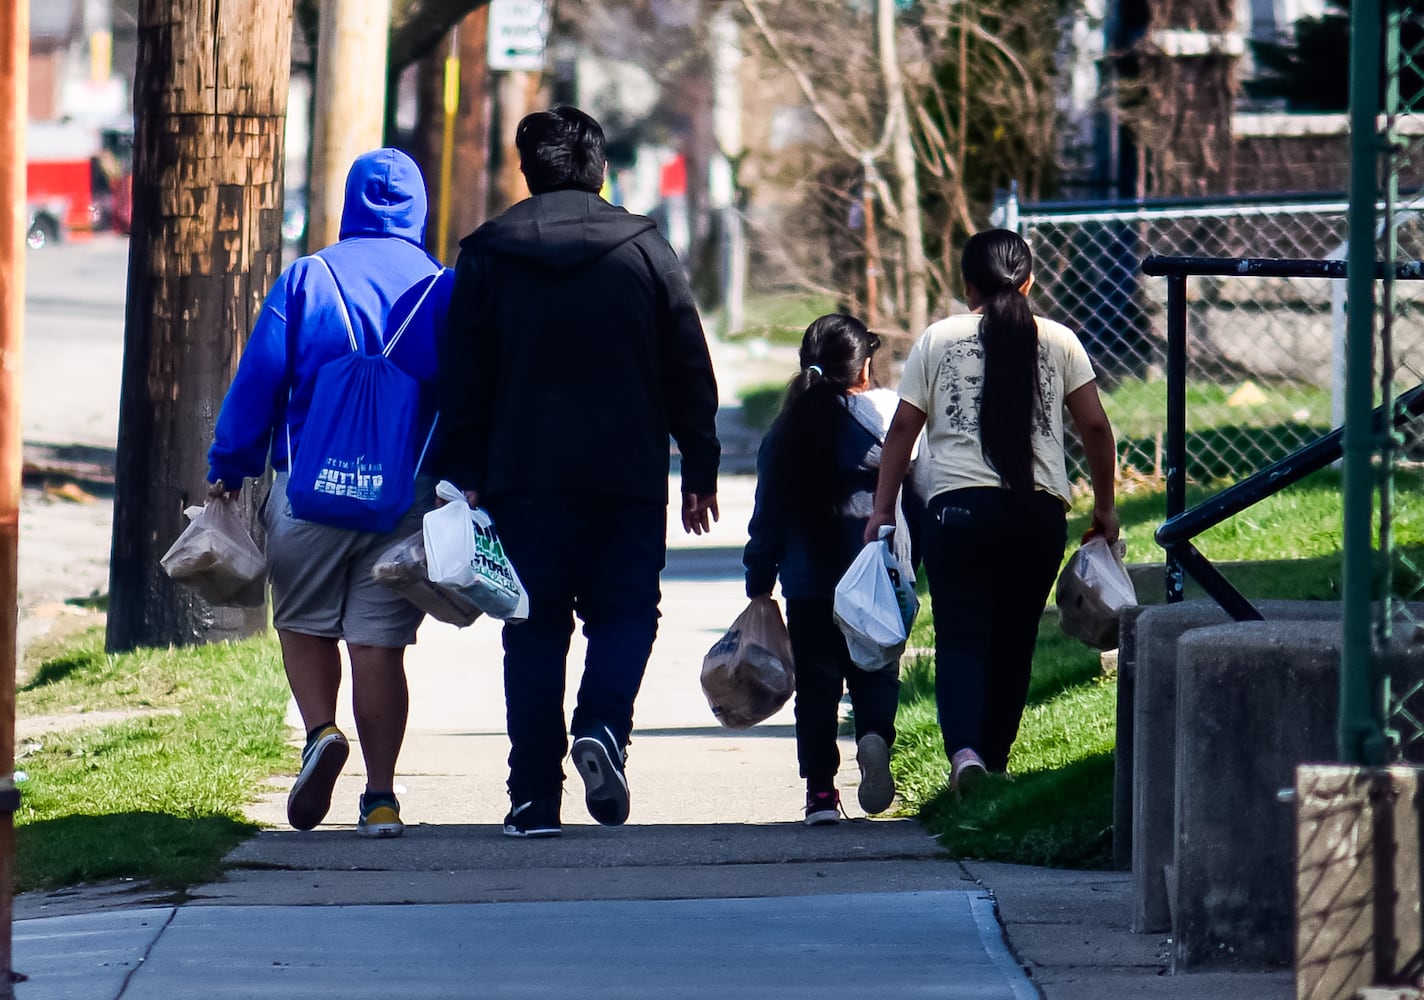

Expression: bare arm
xmin=864 ymin=401 xmax=927 ymax=544
xmin=1064 ymin=381 xmax=1119 ymax=544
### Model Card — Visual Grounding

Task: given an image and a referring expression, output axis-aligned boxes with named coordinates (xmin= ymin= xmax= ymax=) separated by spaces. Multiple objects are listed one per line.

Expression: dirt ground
xmin=17 ymin=483 xmax=113 ymax=666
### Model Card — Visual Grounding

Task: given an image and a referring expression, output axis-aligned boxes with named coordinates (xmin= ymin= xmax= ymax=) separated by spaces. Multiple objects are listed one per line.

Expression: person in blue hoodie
xmin=207 ymin=148 xmax=452 ymax=839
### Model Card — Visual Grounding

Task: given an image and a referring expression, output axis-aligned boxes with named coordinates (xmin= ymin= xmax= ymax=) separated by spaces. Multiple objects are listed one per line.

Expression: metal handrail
xmin=1136 ymin=254 xmax=1424 ymax=620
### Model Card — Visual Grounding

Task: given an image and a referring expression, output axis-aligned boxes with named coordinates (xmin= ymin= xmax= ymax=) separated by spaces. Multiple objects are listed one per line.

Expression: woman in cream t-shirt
xmin=866 ymin=229 xmax=1120 ymax=795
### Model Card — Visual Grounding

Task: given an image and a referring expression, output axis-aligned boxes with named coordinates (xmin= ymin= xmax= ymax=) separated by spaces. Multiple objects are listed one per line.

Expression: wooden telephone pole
xmin=106 ymin=0 xmax=295 ymax=652
xmin=307 ymin=0 xmax=393 ymax=250
xmin=0 ymin=2 xmax=25 ymax=991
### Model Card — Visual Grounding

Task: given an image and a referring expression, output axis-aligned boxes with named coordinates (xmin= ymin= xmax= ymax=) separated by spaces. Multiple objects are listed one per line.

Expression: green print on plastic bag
xmin=471 ymin=522 xmax=519 ymax=598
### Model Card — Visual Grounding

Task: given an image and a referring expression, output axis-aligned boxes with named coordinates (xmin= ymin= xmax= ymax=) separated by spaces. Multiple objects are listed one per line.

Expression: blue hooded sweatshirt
xmin=208 ymin=148 xmax=454 ymax=489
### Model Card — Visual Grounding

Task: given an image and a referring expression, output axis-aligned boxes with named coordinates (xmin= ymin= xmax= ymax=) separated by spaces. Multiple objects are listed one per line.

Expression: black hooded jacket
xmin=434 ymin=189 xmax=720 ymax=504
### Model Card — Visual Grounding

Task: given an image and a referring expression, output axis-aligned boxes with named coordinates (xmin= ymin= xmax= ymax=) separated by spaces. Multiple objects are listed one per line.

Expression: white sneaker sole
xmin=571 ymin=734 xmax=630 ymax=826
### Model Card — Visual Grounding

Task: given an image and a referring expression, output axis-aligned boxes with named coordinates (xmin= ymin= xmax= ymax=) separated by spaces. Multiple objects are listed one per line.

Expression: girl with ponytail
xmin=866 ymin=229 xmax=1120 ymax=796
xmin=744 ymin=314 xmax=920 ymax=825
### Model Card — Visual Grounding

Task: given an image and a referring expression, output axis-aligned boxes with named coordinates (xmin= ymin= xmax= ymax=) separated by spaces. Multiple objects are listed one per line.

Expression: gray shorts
xmin=263 ymin=473 xmax=436 ymax=647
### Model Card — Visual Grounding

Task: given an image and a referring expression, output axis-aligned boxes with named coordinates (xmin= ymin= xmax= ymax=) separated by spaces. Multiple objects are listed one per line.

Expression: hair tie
xmin=806 ymin=365 xmax=824 ymax=377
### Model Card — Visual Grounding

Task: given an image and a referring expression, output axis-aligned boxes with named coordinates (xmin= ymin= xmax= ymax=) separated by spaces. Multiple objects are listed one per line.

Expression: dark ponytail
xmin=962 ymin=229 xmax=1039 ymax=494
xmin=775 ymin=314 xmax=880 ymax=534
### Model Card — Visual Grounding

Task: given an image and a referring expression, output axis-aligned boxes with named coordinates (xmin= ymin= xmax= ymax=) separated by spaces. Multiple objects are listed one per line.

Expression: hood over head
xmin=339 ymin=148 xmax=428 ymax=246
xmin=461 ymin=189 xmax=656 ymax=273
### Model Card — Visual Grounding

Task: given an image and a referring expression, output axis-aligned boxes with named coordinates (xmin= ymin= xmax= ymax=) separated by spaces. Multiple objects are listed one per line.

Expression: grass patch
xmin=724 ymin=292 xmax=836 ymax=346
xmin=739 ymin=380 xmax=788 ymax=433
xmin=896 ymin=469 xmax=1424 ymax=868
xmin=1101 ymin=377 xmax=1333 ymax=440
xmin=15 ymin=629 xmax=292 ymax=892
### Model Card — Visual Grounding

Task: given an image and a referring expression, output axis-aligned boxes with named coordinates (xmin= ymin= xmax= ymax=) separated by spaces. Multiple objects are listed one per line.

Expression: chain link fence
xmin=1015 ymin=196 xmax=1424 ymax=488
xmin=1381 ymin=3 xmax=1424 ymax=761
xmin=1017 ymin=190 xmax=1424 ymax=759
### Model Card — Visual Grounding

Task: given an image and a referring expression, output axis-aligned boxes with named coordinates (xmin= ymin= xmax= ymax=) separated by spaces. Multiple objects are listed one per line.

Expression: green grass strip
xmin=893 ymin=469 xmax=1423 ymax=869
xmin=15 ymin=630 xmax=292 ymax=892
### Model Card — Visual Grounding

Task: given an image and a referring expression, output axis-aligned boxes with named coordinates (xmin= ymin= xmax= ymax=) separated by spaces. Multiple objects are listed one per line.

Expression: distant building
xmin=1057 ymin=0 xmax=1333 ymax=200
xmin=29 ymin=0 xmax=129 ymax=126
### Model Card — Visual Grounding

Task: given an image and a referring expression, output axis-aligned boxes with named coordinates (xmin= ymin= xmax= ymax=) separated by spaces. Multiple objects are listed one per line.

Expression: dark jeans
xmin=922 ymin=488 xmax=1066 ymax=772
xmin=486 ymin=495 xmax=666 ymax=802
xmin=786 ymin=598 xmax=900 ymax=791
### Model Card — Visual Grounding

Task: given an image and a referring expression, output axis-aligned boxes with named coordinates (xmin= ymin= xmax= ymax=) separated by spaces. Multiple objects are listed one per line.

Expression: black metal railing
xmin=1139 ymin=255 xmax=1424 ymax=620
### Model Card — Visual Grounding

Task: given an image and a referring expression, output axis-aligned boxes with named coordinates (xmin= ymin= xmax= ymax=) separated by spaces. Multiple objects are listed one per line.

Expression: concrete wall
xmin=1171 ymin=622 xmax=1424 ymax=970
xmin=1127 ymin=600 xmax=1342 ymax=934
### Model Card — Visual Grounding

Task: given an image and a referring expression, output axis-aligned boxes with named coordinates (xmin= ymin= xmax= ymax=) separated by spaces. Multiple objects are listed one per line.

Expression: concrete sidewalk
xmin=11 ymin=474 xmax=1292 ymax=998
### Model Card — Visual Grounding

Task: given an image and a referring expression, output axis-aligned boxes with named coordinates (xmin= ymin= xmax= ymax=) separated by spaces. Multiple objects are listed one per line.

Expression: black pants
xmin=921 ymin=488 xmax=1066 ymax=772
xmin=488 ymin=496 xmax=666 ymax=803
xmin=785 ymin=598 xmax=900 ymax=791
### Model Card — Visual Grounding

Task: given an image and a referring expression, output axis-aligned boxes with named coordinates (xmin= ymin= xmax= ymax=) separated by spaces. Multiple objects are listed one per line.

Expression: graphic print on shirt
xmin=932 ymin=335 xmax=1058 ymax=442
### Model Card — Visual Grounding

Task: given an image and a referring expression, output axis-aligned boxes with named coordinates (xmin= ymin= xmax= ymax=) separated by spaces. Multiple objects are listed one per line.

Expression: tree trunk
xmin=106 ymin=0 xmax=293 ymax=652
xmin=878 ymin=0 xmax=928 ymax=339
xmin=410 ymin=44 xmax=447 ymax=240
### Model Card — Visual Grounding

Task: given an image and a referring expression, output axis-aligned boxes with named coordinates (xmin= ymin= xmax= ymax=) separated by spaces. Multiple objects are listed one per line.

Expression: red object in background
xmin=24 ymin=123 xmax=134 ymax=244
xmin=26 ymin=158 xmax=94 ymax=237
xmin=659 ymin=154 xmax=687 ymax=198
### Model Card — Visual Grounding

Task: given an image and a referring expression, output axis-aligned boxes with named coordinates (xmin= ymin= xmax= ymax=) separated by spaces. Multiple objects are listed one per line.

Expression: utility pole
xmin=0 ymin=2 xmax=25 ymax=991
xmin=107 ymin=0 xmax=294 ymax=652
xmin=307 ymin=0 xmax=392 ymax=250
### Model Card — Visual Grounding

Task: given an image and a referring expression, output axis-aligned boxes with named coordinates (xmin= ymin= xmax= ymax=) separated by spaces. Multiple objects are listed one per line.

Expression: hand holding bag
xmin=833 ymin=526 xmax=920 ymax=671
xmin=700 ymin=596 xmax=796 ymax=730
xmin=160 ymin=495 xmax=266 ymax=607
xmin=422 ymin=480 xmax=530 ymax=622
xmin=1056 ymin=535 xmax=1138 ymax=650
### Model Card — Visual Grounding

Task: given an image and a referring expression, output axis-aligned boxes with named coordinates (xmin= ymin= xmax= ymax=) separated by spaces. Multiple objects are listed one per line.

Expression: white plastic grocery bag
xmin=833 ymin=526 xmax=920 ymax=671
xmin=160 ymin=495 xmax=266 ymax=607
xmin=422 ymin=481 xmax=530 ymax=623
xmin=1056 ymin=535 xmax=1138 ymax=650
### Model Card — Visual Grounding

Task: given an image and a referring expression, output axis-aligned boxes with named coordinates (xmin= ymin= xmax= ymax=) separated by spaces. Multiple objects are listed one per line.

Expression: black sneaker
xmin=571 ymin=726 xmax=630 ymax=826
xmin=287 ymin=724 xmax=349 ymax=831
xmin=804 ymin=789 xmax=842 ymax=826
xmin=503 ymin=795 xmax=562 ymax=838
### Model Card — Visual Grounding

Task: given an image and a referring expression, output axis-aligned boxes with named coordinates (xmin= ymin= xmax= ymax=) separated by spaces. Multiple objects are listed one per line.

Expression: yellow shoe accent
xmin=357 ymin=797 xmax=404 ymax=839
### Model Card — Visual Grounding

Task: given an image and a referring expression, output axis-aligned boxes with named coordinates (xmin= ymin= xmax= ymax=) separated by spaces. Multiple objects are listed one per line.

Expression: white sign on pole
xmin=487 ymin=0 xmax=549 ymax=72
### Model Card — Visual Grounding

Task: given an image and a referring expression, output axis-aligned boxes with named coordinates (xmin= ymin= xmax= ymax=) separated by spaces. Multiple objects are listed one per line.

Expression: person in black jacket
xmin=436 ymin=107 xmax=721 ymax=838
xmin=744 ymin=314 xmax=918 ymax=825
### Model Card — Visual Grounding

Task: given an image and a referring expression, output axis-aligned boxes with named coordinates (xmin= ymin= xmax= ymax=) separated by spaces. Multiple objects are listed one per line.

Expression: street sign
xmin=487 ymin=0 xmax=549 ymax=73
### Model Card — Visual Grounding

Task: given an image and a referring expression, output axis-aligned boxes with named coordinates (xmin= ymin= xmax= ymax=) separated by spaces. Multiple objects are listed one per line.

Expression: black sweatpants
xmin=785 ymin=597 xmax=900 ymax=791
xmin=921 ymin=488 xmax=1066 ymax=772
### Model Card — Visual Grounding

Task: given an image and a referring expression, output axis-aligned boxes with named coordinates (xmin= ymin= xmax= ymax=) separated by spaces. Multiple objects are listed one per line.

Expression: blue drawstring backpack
xmin=285 ymin=256 xmax=440 ymax=534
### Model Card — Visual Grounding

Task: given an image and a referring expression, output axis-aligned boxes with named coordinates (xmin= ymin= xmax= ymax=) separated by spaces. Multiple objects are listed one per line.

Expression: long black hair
xmin=775 ymin=313 xmax=880 ymax=534
xmin=962 ymin=229 xmax=1039 ymax=494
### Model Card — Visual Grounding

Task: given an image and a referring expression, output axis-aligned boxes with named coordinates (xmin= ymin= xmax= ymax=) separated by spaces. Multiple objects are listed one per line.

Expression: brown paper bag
xmin=700 ymin=596 xmax=796 ymax=730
